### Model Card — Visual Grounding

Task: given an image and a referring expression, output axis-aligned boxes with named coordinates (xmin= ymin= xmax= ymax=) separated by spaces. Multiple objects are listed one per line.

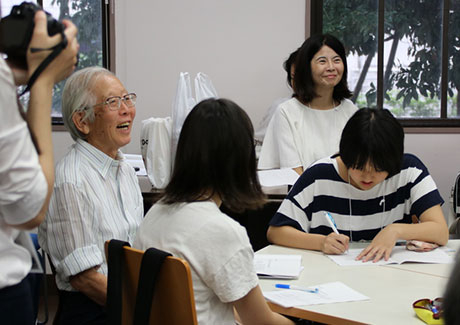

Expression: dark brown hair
xmin=162 ymin=98 xmax=266 ymax=212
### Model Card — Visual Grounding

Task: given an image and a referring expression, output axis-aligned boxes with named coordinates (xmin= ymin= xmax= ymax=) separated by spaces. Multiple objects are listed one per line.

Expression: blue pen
xmin=275 ymin=284 xmax=319 ymax=293
xmin=324 ymin=212 xmax=339 ymax=234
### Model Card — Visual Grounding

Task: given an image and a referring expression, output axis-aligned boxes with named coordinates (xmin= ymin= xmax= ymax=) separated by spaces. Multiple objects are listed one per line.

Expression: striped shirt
xmin=270 ymin=154 xmax=443 ymax=241
xmin=38 ymin=139 xmax=143 ymax=291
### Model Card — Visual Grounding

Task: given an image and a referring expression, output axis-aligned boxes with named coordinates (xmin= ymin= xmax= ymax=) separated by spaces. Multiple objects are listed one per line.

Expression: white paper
xmin=257 ymin=169 xmax=299 ymax=187
xmin=264 ymin=281 xmax=369 ymax=308
xmin=327 ymin=246 xmax=453 ymax=266
xmin=254 ymin=254 xmax=302 ymax=279
xmin=124 ymin=154 xmax=147 ymax=176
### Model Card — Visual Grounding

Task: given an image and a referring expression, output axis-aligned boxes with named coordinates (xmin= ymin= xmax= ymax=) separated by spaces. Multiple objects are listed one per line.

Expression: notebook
xmin=254 ymin=254 xmax=303 ymax=279
xmin=327 ymin=246 xmax=453 ymax=266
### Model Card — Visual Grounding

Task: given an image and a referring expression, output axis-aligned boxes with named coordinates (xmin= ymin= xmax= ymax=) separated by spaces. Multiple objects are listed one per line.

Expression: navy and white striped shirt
xmin=270 ymin=154 xmax=443 ymax=241
xmin=38 ymin=139 xmax=143 ymax=291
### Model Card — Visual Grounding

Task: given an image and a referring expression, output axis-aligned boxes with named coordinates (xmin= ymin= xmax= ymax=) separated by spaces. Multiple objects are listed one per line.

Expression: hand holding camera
xmin=0 ymin=2 xmax=79 ymax=86
xmin=27 ymin=10 xmax=79 ymax=86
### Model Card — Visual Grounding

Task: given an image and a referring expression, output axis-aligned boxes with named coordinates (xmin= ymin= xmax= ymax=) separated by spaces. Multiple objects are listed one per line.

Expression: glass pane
xmin=448 ymin=0 xmax=460 ymax=118
xmin=384 ymin=0 xmax=442 ymax=118
xmin=42 ymin=0 xmax=104 ymax=119
xmin=323 ymin=0 xmax=379 ymax=108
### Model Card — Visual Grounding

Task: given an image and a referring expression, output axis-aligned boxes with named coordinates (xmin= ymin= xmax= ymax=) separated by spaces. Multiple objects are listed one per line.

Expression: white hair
xmin=62 ymin=66 xmax=115 ymax=141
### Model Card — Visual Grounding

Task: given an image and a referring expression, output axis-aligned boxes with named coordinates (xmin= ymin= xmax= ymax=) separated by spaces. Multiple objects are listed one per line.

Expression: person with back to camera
xmin=267 ymin=108 xmax=449 ymax=262
xmin=38 ymin=66 xmax=143 ymax=324
xmin=134 ymin=98 xmax=294 ymax=325
xmin=0 ymin=8 xmax=79 ymax=325
xmin=258 ymin=34 xmax=358 ymax=175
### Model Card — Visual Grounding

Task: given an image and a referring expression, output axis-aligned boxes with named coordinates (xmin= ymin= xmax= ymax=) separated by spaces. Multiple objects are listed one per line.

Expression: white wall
xmin=114 ymin=0 xmax=306 ymax=154
xmin=51 ymin=0 xmax=460 ymax=224
xmin=405 ymin=133 xmax=460 ymax=225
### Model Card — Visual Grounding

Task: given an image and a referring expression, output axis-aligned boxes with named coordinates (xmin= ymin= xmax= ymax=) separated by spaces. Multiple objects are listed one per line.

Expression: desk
xmin=257 ymin=241 xmax=459 ymax=325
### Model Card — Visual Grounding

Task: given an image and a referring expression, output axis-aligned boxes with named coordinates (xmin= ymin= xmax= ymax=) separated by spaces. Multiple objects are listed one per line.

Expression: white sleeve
xmin=258 ymin=107 xmax=302 ymax=169
xmin=0 ymin=58 xmax=47 ymax=225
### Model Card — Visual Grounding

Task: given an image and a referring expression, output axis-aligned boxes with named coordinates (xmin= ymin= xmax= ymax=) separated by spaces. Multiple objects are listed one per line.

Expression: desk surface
xmin=257 ymin=241 xmax=459 ymax=325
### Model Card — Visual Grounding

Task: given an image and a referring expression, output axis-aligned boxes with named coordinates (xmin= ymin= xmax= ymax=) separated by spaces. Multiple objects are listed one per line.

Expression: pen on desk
xmin=324 ymin=212 xmax=339 ymax=234
xmin=275 ymin=284 xmax=319 ymax=293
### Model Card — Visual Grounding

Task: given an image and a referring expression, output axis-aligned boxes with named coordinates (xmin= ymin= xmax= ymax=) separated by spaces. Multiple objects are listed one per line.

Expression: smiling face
xmin=348 ymin=163 xmax=389 ymax=191
xmin=310 ymin=45 xmax=344 ymax=91
xmin=85 ymin=75 xmax=136 ymax=158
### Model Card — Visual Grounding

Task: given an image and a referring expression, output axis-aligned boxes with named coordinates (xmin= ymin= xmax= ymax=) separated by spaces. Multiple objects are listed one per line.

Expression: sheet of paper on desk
xmin=327 ymin=246 xmax=453 ymax=266
xmin=263 ymin=281 xmax=369 ymax=308
xmin=124 ymin=154 xmax=147 ymax=176
xmin=257 ymin=169 xmax=299 ymax=187
xmin=254 ymin=254 xmax=302 ymax=279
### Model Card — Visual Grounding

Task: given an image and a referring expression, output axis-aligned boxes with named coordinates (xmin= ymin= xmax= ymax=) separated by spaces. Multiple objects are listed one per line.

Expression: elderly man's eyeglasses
xmin=94 ymin=93 xmax=137 ymax=111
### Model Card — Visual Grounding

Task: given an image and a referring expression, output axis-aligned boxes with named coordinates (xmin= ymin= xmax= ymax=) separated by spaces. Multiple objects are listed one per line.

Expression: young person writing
xmin=267 ymin=108 xmax=448 ymax=262
xmin=134 ymin=98 xmax=294 ymax=325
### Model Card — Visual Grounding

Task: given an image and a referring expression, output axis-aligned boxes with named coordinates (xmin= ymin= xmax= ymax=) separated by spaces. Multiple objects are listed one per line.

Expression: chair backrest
xmin=104 ymin=241 xmax=198 ymax=325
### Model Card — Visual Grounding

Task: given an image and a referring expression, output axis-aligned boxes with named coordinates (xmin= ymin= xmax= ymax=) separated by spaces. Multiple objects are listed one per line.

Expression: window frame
xmin=308 ymin=0 xmax=460 ymax=128
xmin=48 ymin=0 xmax=114 ymax=128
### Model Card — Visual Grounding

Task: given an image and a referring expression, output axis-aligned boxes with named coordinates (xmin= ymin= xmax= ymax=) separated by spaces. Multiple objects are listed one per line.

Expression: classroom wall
xmin=51 ymin=0 xmax=460 ymax=225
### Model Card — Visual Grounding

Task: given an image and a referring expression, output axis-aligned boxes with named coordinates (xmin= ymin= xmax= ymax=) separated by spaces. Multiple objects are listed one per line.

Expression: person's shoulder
xmin=292 ymin=156 xmax=338 ymax=192
xmin=278 ymin=97 xmax=303 ymax=112
xmin=194 ymin=203 xmax=249 ymax=239
xmin=0 ymin=58 xmax=15 ymax=87
xmin=54 ymin=144 xmax=84 ymax=184
xmin=402 ymin=153 xmax=426 ymax=169
xmin=307 ymin=156 xmax=337 ymax=173
xmin=339 ymin=99 xmax=359 ymax=112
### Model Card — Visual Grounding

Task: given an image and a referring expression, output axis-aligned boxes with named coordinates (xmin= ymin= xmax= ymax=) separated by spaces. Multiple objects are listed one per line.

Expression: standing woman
xmin=134 ymin=98 xmax=294 ymax=325
xmin=259 ymin=34 xmax=358 ymax=175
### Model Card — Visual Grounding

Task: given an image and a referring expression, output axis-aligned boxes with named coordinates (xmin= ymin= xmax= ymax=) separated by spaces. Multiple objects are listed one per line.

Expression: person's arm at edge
xmin=70 ymin=267 xmax=107 ymax=306
xmin=13 ymin=11 xmax=78 ymax=230
xmin=233 ymin=285 xmax=294 ymax=325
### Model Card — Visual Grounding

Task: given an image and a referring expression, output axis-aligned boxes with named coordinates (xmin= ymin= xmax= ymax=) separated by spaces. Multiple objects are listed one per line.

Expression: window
xmin=312 ymin=0 xmax=460 ymax=127
xmin=1 ymin=0 xmax=111 ymax=125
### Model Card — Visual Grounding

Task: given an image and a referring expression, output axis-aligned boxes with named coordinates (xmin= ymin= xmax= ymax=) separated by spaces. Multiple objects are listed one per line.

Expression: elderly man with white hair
xmin=38 ymin=67 xmax=143 ymax=324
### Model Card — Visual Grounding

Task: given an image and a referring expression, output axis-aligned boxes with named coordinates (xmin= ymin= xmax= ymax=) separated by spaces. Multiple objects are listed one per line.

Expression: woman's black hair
xmin=293 ymin=34 xmax=352 ymax=104
xmin=162 ymin=98 xmax=266 ymax=212
xmin=339 ymin=108 xmax=404 ymax=177
xmin=283 ymin=48 xmax=299 ymax=89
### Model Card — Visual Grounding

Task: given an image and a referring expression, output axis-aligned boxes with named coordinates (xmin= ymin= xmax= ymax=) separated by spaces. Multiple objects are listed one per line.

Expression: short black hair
xmin=162 ymin=98 xmax=266 ymax=212
xmin=340 ymin=108 xmax=404 ymax=177
xmin=293 ymin=34 xmax=352 ymax=104
xmin=283 ymin=48 xmax=299 ymax=89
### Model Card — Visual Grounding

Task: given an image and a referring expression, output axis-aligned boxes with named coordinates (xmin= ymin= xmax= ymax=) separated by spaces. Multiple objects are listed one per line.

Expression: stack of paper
xmin=254 ymin=254 xmax=303 ymax=279
xmin=257 ymin=169 xmax=299 ymax=187
xmin=327 ymin=246 xmax=453 ymax=266
xmin=264 ymin=282 xmax=369 ymax=308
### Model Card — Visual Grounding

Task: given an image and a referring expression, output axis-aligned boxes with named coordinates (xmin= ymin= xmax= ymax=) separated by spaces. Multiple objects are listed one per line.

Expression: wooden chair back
xmin=104 ymin=241 xmax=198 ymax=325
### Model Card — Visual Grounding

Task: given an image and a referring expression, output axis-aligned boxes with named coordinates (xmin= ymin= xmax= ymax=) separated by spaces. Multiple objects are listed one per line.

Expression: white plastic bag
xmin=171 ymin=72 xmax=196 ymax=165
xmin=140 ymin=117 xmax=172 ymax=189
xmin=194 ymin=72 xmax=218 ymax=103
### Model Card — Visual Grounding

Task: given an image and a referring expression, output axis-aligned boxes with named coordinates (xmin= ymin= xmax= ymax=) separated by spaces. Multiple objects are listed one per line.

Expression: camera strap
xmin=19 ymin=31 xmax=68 ymax=97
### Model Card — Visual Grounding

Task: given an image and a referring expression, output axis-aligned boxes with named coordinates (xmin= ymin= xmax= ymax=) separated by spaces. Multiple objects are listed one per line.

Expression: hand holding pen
xmin=321 ymin=212 xmax=349 ymax=255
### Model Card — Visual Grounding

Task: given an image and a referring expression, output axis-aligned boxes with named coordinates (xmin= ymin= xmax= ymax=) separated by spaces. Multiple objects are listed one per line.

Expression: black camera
xmin=0 ymin=2 xmax=65 ymax=69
